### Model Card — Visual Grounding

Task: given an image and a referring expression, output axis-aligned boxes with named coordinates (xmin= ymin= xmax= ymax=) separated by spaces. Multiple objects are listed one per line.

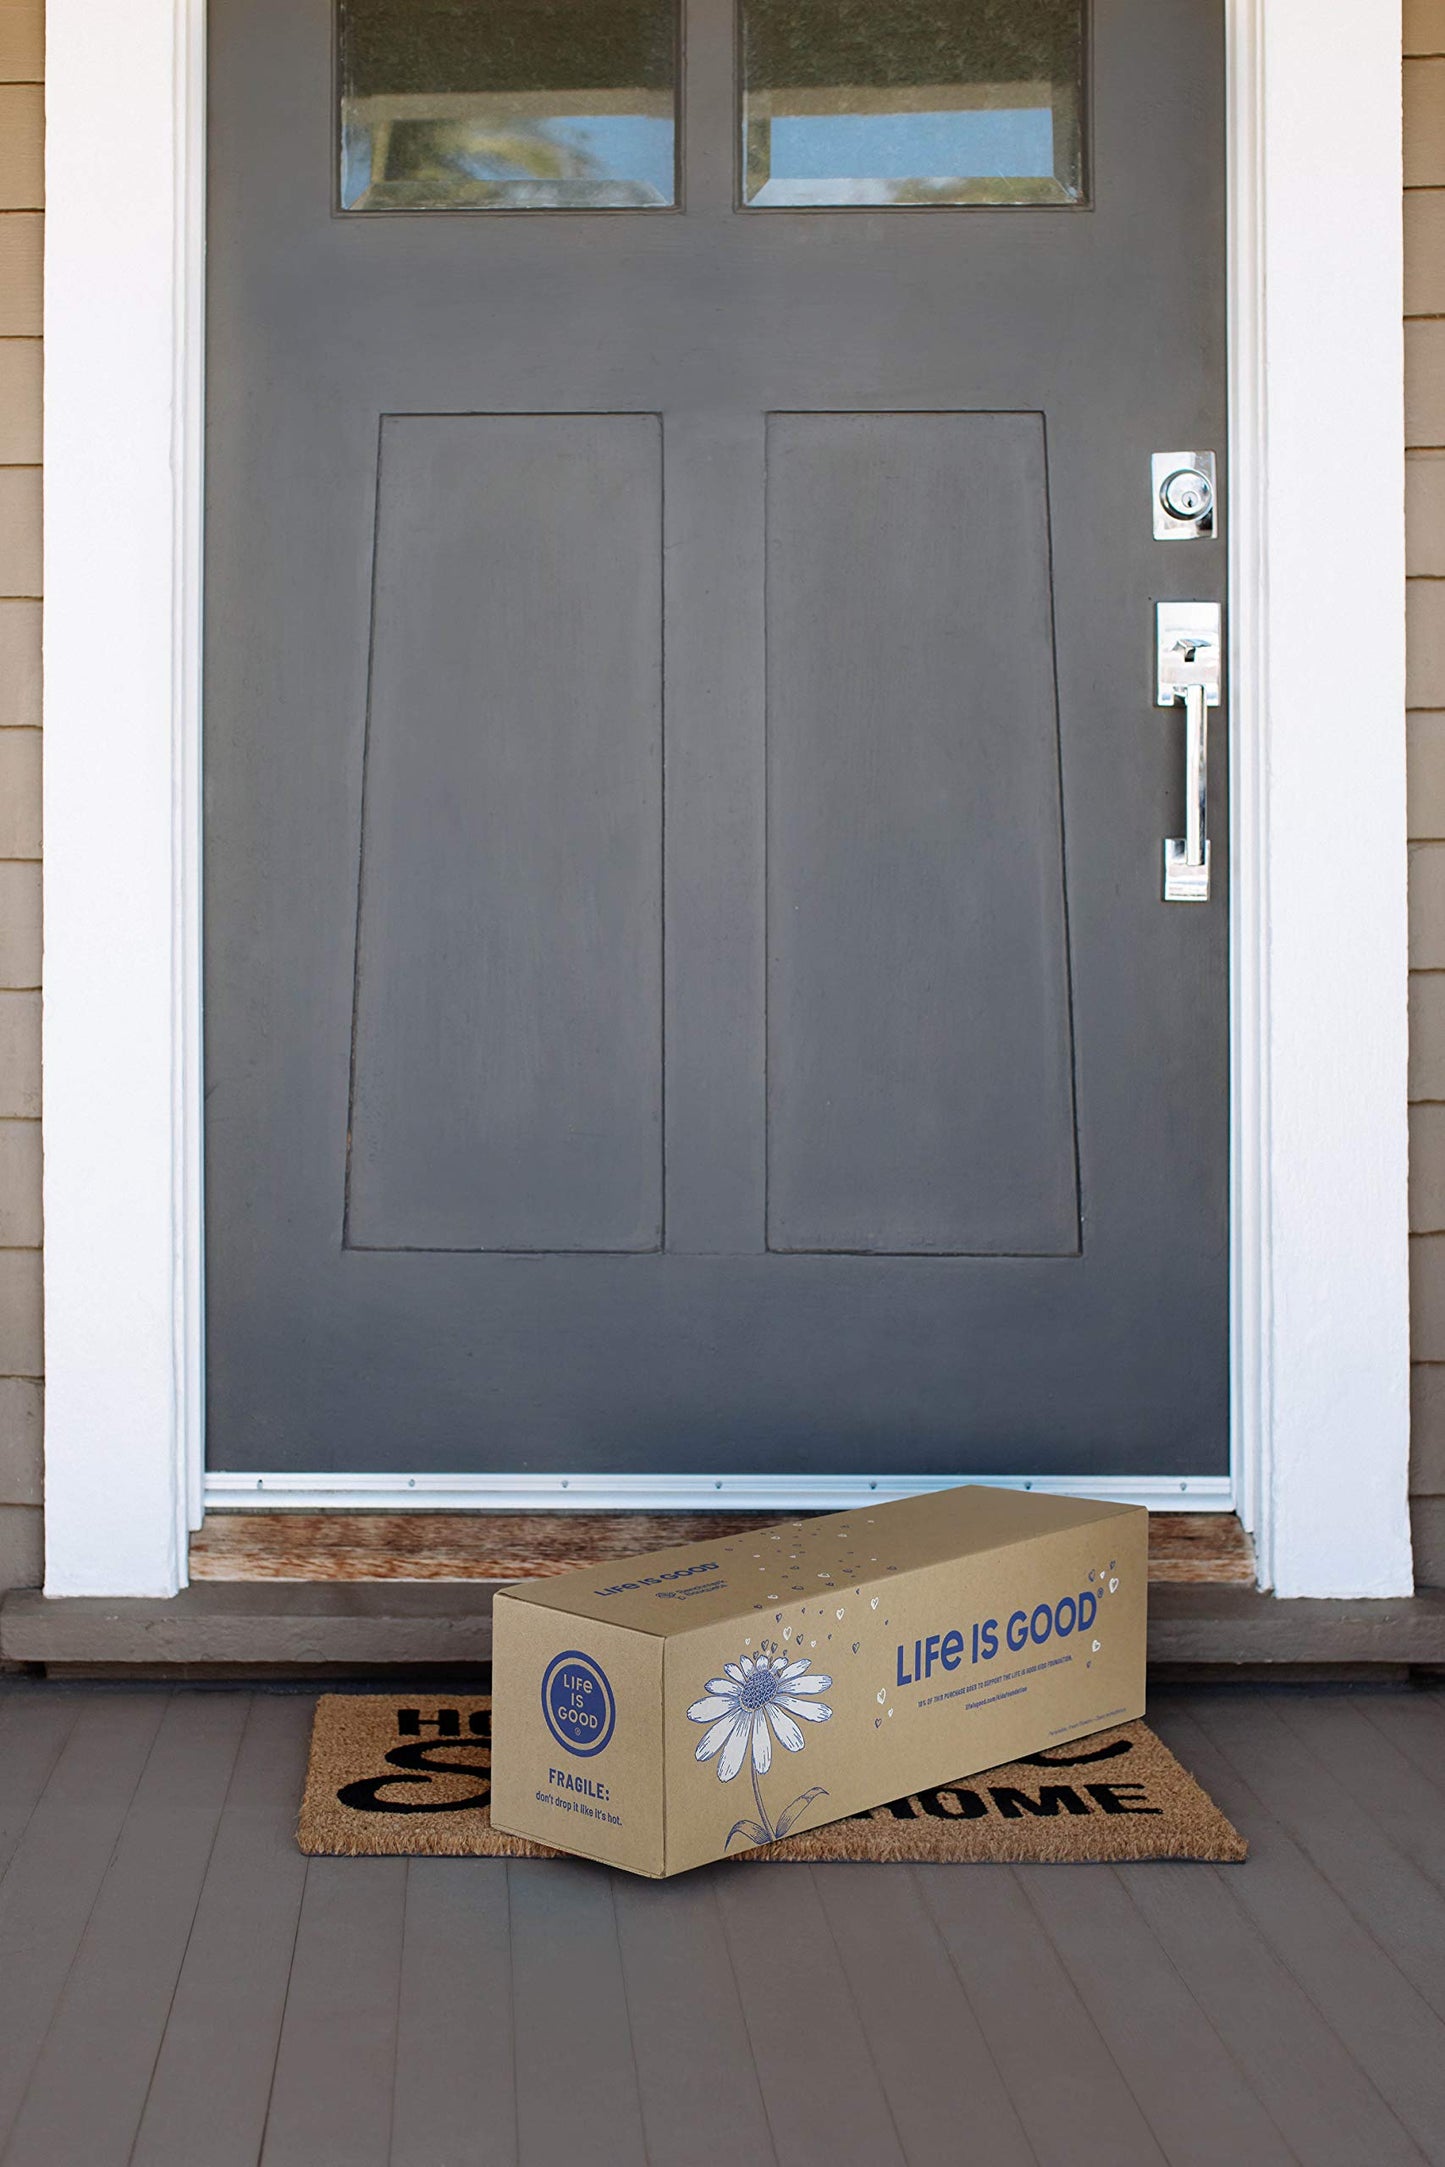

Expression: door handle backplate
xmin=1156 ymin=601 xmax=1221 ymax=904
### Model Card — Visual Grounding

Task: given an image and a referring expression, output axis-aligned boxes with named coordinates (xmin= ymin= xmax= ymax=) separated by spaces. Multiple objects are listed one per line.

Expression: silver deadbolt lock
xmin=1152 ymin=450 xmax=1217 ymax=539
xmin=1161 ymin=467 xmax=1213 ymax=522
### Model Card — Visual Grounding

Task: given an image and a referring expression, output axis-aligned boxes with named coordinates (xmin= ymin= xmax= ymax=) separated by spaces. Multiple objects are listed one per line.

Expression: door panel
xmin=347 ymin=413 xmax=664 ymax=1254
xmin=204 ymin=0 xmax=1229 ymax=1480
xmin=765 ymin=411 xmax=1078 ymax=1256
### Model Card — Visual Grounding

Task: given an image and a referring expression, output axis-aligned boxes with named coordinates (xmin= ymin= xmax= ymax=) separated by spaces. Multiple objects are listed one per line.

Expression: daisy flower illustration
xmin=687 ymin=1644 xmax=833 ymax=1847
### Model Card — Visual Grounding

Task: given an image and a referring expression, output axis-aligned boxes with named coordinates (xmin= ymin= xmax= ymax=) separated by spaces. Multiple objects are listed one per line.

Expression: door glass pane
xmin=741 ymin=0 xmax=1085 ymax=208
xmin=339 ymin=0 xmax=679 ymax=210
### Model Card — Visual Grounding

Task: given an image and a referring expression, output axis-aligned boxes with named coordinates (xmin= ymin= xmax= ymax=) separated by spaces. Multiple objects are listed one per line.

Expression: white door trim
xmin=40 ymin=0 xmax=1413 ymax=1598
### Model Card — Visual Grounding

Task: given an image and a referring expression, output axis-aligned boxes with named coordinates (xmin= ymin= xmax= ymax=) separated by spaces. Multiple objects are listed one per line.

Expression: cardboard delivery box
xmin=491 ymin=1485 xmax=1147 ymax=1877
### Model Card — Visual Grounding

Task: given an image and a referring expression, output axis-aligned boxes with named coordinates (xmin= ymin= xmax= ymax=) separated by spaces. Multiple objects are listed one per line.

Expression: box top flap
xmin=492 ymin=1485 xmax=1139 ymax=1638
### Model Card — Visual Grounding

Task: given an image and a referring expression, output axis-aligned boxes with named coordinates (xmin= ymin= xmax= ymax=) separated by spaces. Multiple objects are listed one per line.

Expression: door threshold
xmin=186 ymin=1508 xmax=1258 ymax=1589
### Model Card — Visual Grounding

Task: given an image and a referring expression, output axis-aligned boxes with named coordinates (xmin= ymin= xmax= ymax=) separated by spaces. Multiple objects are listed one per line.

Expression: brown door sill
xmin=186 ymin=1508 xmax=1258 ymax=1588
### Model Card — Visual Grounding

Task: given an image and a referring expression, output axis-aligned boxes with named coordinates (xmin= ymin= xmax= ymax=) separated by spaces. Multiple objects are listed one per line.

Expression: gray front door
xmin=205 ymin=0 xmax=1228 ymax=1482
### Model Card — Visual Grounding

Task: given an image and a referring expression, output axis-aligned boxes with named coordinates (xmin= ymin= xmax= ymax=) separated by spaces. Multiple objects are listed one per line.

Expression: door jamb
xmin=39 ymin=0 xmax=1413 ymax=1597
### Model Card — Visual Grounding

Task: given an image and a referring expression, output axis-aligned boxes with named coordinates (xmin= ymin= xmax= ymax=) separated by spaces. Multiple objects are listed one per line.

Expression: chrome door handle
xmin=1156 ymin=602 xmax=1221 ymax=904
xmin=1177 ymin=680 xmax=1208 ymax=878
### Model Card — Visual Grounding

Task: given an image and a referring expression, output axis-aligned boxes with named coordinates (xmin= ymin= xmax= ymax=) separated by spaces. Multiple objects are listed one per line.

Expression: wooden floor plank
xmin=0 ymin=1691 xmax=251 ymax=2167
xmin=0 ymin=1694 xmax=171 ymax=2154
xmin=917 ymin=1865 xmax=1167 ymax=2167
xmin=613 ymin=1867 xmax=777 ymax=2167
xmin=1188 ymin=1693 xmax=1445 ymax=2021
xmin=389 ymin=1861 xmax=518 ymax=2167
xmin=128 ymin=1695 xmax=312 ymax=2167
xmin=1356 ymin=1688 xmax=1445 ymax=1802
xmin=714 ymin=1866 xmax=907 ymax=2167
xmin=508 ymin=1859 xmax=651 ymax=2167
xmin=812 ymin=1863 xmax=1036 ymax=2167
xmin=1151 ymin=1705 xmax=1445 ymax=2163
xmin=1279 ymin=1693 xmax=1445 ymax=1897
xmin=0 ymin=1693 xmax=78 ymax=1880
xmin=714 ymin=1865 xmax=913 ymax=2167
xmin=1014 ymin=1862 xmax=1296 ymax=2167
xmin=259 ymin=1857 xmax=408 ymax=2167
xmin=1122 ymin=1859 xmax=1428 ymax=2167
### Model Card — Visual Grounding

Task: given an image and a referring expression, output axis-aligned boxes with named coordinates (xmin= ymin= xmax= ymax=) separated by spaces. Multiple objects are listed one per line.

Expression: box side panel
xmin=490 ymin=1593 xmax=664 ymax=1876
xmin=662 ymin=1506 xmax=1147 ymax=1874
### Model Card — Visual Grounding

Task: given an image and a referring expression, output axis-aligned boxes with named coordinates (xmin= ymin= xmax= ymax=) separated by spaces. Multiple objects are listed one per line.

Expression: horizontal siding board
xmin=0 ymin=728 xmax=40 ymax=855
xmin=1410 ymin=1102 xmax=1445 ymax=1230
xmin=0 ymin=215 xmax=41 ymax=336
xmin=1408 ymin=714 xmax=1445 ymax=835
xmin=1406 ymin=58 xmax=1445 ymax=188
xmin=1408 ymin=0 xmax=1445 ymax=57
xmin=0 ymin=1373 xmax=41 ymax=1503
xmin=1410 ymin=843 xmax=1445 ymax=966
xmin=0 ymin=1119 xmax=41 ymax=1242
xmin=0 ymin=337 xmax=40 ymax=462
xmin=0 ymin=84 xmax=41 ymax=208
xmin=1411 ymin=1234 xmax=1445 ymax=1359
xmin=0 ymin=992 xmax=38 ymax=1116
xmin=1408 ymin=318 xmax=1445 ymax=447
xmin=1410 ymin=971 xmax=1445 ymax=1098
xmin=1408 ymin=580 xmax=1445 ymax=708
xmin=0 ymin=863 xmax=40 ymax=987
xmin=1407 ymin=190 xmax=1445 ymax=316
xmin=1408 ymin=451 xmax=1445 ymax=575
xmin=0 ymin=1 xmax=42 ymax=81
xmin=0 ymin=467 xmax=40 ymax=595
xmin=1411 ymin=1362 xmax=1445 ymax=1492
xmin=0 ymin=1246 xmax=41 ymax=1373
xmin=0 ymin=600 xmax=39 ymax=723
xmin=1403 ymin=186 xmax=1445 ymax=316
xmin=0 ymin=1498 xmax=39 ymax=1588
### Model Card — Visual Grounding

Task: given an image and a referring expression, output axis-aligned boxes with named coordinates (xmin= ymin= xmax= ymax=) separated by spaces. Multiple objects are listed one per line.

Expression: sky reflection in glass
xmin=742 ymin=0 xmax=1085 ymax=208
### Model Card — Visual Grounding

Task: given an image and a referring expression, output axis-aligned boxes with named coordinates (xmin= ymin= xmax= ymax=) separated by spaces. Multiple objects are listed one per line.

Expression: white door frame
xmin=40 ymin=0 xmax=1414 ymax=1599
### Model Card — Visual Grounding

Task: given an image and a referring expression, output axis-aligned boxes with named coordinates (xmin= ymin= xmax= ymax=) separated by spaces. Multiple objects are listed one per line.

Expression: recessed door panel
xmin=766 ymin=412 xmax=1078 ymax=1255
xmin=346 ymin=414 xmax=664 ymax=1254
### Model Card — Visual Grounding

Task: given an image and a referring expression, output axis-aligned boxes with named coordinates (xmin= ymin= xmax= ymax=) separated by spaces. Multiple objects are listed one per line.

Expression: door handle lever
xmin=1156 ymin=602 xmax=1221 ymax=904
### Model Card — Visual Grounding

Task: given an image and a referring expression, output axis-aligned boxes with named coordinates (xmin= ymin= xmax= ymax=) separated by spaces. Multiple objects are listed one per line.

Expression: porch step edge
xmin=3 ymin=1583 xmax=1444 ymax=1671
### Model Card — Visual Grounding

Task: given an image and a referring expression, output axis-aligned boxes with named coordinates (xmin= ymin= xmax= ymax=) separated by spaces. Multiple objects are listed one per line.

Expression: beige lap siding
xmin=0 ymin=0 xmax=42 ymax=1607
xmin=1407 ymin=1 xmax=1445 ymax=1585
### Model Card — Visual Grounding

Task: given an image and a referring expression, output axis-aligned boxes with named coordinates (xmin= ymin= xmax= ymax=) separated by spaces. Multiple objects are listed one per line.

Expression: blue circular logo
xmin=541 ymin=1650 xmax=616 ymax=1758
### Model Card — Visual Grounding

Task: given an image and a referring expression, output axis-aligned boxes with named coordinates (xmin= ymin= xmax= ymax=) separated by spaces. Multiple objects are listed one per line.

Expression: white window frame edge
xmin=39 ymin=0 xmax=1413 ymax=1600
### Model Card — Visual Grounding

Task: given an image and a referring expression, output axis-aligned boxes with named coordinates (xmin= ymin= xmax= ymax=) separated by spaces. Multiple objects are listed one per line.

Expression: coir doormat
xmin=298 ymin=1697 xmax=1246 ymax=1865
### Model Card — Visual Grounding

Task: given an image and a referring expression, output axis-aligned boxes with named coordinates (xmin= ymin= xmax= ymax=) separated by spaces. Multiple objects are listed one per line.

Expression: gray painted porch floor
xmin=0 ymin=1683 xmax=1443 ymax=2166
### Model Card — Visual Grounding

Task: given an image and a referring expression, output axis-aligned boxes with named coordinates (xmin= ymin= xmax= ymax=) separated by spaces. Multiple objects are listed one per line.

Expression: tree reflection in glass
xmin=340 ymin=0 xmax=678 ymax=210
